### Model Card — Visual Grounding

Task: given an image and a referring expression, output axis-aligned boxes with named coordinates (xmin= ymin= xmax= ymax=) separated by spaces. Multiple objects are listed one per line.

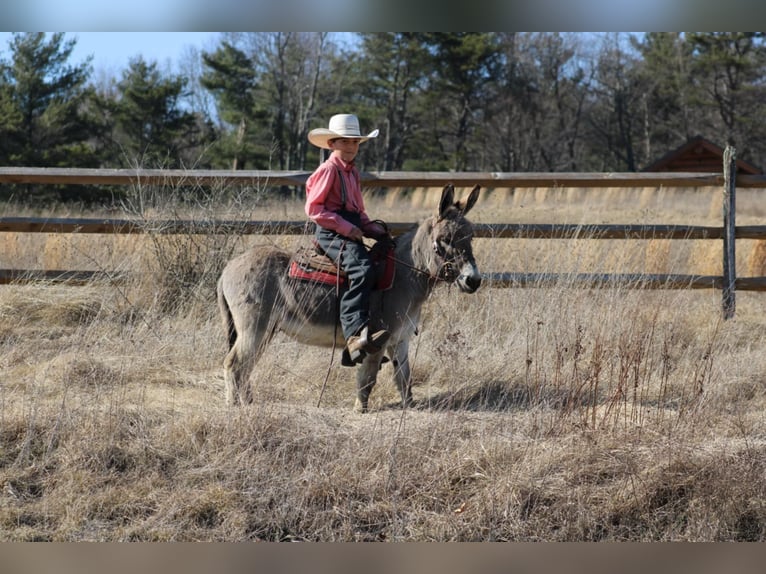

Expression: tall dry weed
xmin=687 ymin=241 xmax=722 ymax=276
xmin=118 ymin=178 xmax=268 ymax=315
xmin=644 ymin=239 xmax=671 ymax=274
xmin=747 ymin=240 xmax=766 ymax=276
xmin=3 ymin=184 xmax=766 ymax=541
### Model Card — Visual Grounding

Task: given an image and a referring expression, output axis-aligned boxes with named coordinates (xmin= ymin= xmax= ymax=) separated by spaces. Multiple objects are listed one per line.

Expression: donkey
xmin=216 ymin=183 xmax=481 ymax=412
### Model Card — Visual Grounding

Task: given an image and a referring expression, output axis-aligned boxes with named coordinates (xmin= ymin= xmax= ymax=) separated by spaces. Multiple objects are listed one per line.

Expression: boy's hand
xmin=363 ymin=221 xmax=389 ymax=240
xmin=348 ymin=227 xmax=364 ymax=242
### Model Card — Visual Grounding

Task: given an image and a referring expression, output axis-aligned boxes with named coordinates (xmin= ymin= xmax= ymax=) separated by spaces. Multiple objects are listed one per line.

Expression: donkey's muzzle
xmin=456 ymin=263 xmax=481 ymax=293
xmin=458 ymin=274 xmax=481 ymax=293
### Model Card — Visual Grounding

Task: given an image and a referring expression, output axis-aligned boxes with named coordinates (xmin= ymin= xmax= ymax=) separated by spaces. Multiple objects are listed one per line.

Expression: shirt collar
xmin=329 ymin=154 xmax=355 ymax=171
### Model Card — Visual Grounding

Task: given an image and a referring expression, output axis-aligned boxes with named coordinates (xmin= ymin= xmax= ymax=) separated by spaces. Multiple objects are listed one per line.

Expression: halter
xmin=432 ymin=235 xmax=464 ymax=281
xmin=384 ymin=222 xmax=467 ymax=286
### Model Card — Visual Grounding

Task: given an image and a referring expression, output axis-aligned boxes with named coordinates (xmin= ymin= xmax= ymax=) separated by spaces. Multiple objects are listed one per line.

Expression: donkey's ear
xmin=438 ymin=184 xmax=455 ymax=219
xmin=459 ymin=185 xmax=480 ymax=215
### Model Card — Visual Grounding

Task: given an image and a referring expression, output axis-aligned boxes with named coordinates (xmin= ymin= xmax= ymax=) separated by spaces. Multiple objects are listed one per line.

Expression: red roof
xmin=642 ymin=136 xmax=762 ymax=174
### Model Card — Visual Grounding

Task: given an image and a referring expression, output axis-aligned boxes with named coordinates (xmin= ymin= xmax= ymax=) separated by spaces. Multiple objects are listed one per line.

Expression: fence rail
xmin=3 ymin=271 xmax=766 ymax=292
xmin=1 ymin=158 xmax=763 ymax=317
xmin=2 ymin=166 xmax=766 ymax=189
xmin=4 ymin=217 xmax=766 ymax=240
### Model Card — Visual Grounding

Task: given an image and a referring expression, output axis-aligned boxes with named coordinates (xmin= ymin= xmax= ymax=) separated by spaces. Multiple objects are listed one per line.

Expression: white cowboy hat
xmin=308 ymin=114 xmax=379 ymax=149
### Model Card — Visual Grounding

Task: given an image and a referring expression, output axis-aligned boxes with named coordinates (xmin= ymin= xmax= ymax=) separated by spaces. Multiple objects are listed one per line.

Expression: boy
xmin=305 ymin=113 xmax=390 ymax=364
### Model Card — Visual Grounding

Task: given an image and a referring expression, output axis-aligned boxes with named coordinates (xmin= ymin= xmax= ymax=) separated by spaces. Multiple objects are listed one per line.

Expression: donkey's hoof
xmin=354 ymin=398 xmax=368 ymax=413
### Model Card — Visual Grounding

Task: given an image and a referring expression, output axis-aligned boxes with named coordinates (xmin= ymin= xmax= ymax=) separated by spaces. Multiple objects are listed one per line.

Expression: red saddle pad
xmin=288 ymin=245 xmax=395 ymax=290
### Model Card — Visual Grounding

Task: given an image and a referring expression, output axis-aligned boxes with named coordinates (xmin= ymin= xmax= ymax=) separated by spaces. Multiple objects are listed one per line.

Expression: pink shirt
xmin=305 ymin=154 xmax=377 ymax=238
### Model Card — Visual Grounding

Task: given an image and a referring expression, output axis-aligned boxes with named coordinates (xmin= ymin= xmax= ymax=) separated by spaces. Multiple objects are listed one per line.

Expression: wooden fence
xmin=2 ymin=151 xmax=766 ymax=319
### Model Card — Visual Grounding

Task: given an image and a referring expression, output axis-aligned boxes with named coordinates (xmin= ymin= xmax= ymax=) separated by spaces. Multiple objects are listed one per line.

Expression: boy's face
xmin=329 ymin=138 xmax=361 ymax=162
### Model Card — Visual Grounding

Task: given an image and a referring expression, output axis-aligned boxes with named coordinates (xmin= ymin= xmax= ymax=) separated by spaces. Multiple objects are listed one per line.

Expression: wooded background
xmin=1 ymin=32 xmax=765 ymax=203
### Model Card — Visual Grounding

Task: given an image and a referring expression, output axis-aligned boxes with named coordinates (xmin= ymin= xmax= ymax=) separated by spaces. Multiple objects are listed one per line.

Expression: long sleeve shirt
xmin=305 ymin=154 xmax=382 ymax=238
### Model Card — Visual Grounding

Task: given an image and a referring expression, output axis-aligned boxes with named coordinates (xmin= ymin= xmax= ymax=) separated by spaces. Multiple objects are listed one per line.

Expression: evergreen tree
xmin=632 ymin=32 xmax=696 ymax=157
xmin=586 ymin=33 xmax=647 ymax=171
xmin=0 ymin=66 xmax=23 ymax=162
xmin=200 ymin=41 xmax=262 ymax=170
xmin=202 ymin=33 xmax=349 ymax=177
xmin=356 ymin=33 xmax=429 ymax=171
xmin=414 ymin=33 xmax=501 ymax=171
xmin=0 ymin=33 xmax=97 ymax=168
xmin=686 ymin=32 xmax=766 ymax=164
xmin=0 ymin=33 xmax=104 ymax=202
xmin=111 ymin=56 xmax=200 ymax=168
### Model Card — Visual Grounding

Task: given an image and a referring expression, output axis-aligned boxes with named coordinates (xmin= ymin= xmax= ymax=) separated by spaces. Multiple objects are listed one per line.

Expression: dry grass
xmin=2 ymin=183 xmax=766 ymax=541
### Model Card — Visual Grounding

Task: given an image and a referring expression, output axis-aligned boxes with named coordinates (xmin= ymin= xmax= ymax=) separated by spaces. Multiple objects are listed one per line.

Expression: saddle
xmin=288 ymin=239 xmax=396 ymax=291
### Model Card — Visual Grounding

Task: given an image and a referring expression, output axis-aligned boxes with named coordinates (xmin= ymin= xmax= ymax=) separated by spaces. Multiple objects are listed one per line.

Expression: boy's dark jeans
xmin=314 ymin=210 xmax=376 ymax=340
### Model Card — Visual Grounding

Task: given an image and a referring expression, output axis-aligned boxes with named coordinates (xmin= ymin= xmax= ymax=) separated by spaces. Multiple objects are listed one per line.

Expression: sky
xmin=0 ymin=32 xmax=222 ymax=75
xmin=0 ymin=1 xmax=759 ymax=37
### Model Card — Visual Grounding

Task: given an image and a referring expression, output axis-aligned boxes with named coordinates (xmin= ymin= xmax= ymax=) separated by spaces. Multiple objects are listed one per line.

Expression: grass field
xmin=2 ymin=183 xmax=766 ymax=541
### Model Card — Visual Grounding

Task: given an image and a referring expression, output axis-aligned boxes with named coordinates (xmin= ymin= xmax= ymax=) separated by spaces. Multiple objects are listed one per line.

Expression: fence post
xmin=722 ymin=145 xmax=736 ymax=320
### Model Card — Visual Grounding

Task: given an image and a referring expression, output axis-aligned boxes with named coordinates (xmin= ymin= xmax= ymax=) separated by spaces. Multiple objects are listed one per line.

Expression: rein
xmin=369 ymin=219 xmax=448 ymax=283
xmin=388 ymin=251 xmax=449 ymax=285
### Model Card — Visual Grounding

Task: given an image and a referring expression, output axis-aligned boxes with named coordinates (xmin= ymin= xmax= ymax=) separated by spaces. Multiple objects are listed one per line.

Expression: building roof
xmin=642 ymin=135 xmax=762 ymax=174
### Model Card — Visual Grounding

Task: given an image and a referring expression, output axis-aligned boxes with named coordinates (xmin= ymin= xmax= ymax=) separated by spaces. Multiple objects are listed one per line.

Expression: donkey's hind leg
xmin=218 ymin=246 xmax=288 ymax=406
xmin=224 ymin=338 xmax=255 ymax=406
xmin=221 ymin=298 xmax=277 ymax=406
xmin=218 ymin=283 xmax=248 ymax=405
xmin=223 ymin=319 xmax=276 ymax=406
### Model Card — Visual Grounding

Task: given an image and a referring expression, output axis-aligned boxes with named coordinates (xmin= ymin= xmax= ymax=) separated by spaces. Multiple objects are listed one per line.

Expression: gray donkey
xmin=216 ymin=184 xmax=482 ymax=412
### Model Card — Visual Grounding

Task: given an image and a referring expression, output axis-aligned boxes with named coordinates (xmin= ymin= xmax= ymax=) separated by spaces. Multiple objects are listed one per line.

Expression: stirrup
xmin=342 ymin=346 xmax=365 ymax=367
xmin=342 ymin=326 xmax=390 ymax=367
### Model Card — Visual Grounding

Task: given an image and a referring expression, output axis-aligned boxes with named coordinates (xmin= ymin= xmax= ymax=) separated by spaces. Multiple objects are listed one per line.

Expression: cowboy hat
xmin=308 ymin=114 xmax=379 ymax=149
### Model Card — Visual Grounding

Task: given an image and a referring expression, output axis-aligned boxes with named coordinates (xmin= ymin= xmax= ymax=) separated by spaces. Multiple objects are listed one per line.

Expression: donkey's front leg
xmin=354 ymin=353 xmax=382 ymax=413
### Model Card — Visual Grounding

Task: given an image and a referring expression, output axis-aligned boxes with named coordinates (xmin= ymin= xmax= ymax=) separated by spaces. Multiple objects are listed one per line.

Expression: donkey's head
xmin=426 ymin=184 xmax=482 ymax=293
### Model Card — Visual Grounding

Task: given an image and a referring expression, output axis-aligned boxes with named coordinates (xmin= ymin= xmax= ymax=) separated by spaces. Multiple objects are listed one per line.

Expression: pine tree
xmin=111 ymin=56 xmax=199 ymax=168
xmin=632 ymin=32 xmax=696 ymax=155
xmin=686 ymin=32 xmax=766 ymax=161
xmin=200 ymin=41 xmax=260 ymax=170
xmin=0 ymin=32 xmax=97 ymax=168
xmin=0 ymin=33 xmax=104 ymax=202
xmin=356 ymin=33 xmax=429 ymax=171
xmin=586 ymin=33 xmax=648 ymax=171
xmin=414 ymin=33 xmax=501 ymax=171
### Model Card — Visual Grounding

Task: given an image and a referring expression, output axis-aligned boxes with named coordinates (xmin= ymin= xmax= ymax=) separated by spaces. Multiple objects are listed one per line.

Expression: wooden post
xmin=722 ymin=145 xmax=737 ymax=319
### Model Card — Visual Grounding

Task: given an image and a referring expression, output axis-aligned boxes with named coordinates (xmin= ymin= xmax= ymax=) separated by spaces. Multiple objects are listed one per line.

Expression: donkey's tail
xmin=217 ymin=277 xmax=237 ymax=351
